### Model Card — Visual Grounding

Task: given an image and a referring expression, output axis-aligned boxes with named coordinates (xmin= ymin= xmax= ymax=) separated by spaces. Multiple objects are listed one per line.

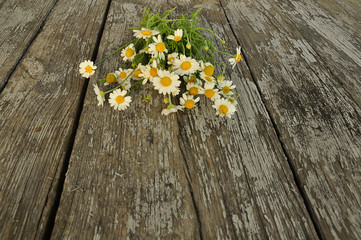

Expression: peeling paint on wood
xmin=221 ymin=0 xmax=361 ymax=238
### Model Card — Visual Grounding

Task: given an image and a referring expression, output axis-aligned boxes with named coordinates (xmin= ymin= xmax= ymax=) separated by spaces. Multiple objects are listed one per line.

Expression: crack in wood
xmin=40 ymin=0 xmax=114 ymax=239
xmin=218 ymin=0 xmax=324 ymax=239
xmin=0 ymin=0 xmax=59 ymax=93
xmin=177 ymin=119 xmax=204 ymax=240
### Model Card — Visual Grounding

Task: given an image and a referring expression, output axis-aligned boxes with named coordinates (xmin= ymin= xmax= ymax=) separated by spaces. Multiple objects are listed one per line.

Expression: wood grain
xmin=52 ymin=0 xmax=318 ymax=239
xmin=0 ymin=0 xmax=57 ymax=90
xmin=51 ymin=1 xmax=201 ymax=239
xmin=220 ymin=0 xmax=361 ymax=238
xmin=0 ymin=0 xmax=109 ymax=239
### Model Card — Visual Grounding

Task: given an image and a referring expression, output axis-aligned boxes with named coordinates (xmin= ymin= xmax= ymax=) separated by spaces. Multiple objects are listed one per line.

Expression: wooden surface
xmin=0 ymin=0 xmax=109 ymax=239
xmin=0 ymin=0 xmax=360 ymax=239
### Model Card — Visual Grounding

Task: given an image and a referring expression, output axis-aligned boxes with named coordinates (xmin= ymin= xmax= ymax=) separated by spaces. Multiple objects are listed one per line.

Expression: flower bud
xmin=217 ymin=75 xmax=225 ymax=82
xmin=204 ymin=46 xmax=209 ymax=51
xmin=221 ymin=40 xmax=226 ymax=45
xmin=186 ymin=43 xmax=191 ymax=49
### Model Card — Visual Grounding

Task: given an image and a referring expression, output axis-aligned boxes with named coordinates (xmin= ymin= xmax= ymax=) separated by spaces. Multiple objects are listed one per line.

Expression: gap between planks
xmin=40 ymin=0 xmax=113 ymax=239
xmin=177 ymin=119 xmax=204 ymax=240
xmin=218 ymin=0 xmax=324 ymax=239
xmin=0 ymin=0 xmax=59 ymax=93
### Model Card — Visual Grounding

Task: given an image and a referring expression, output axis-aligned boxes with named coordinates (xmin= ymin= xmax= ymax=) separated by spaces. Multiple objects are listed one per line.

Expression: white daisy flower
xmin=229 ymin=46 xmax=242 ymax=69
xmin=212 ymin=98 xmax=236 ymax=118
xmin=139 ymin=62 xmax=158 ymax=84
xmin=132 ymin=64 xmax=146 ymax=81
xmin=173 ymin=54 xmax=200 ymax=76
xmin=167 ymin=52 xmax=179 ymax=66
xmin=104 ymin=73 xmax=117 ymax=86
xmin=200 ymin=62 xmax=215 ymax=77
xmin=152 ymin=69 xmax=181 ymax=95
xmin=115 ymin=68 xmax=133 ymax=83
xmin=79 ymin=60 xmax=97 ymax=78
xmin=218 ymin=80 xmax=236 ymax=96
xmin=161 ymin=105 xmax=184 ymax=115
xmin=109 ymin=89 xmax=132 ymax=111
xmin=172 ymin=89 xmax=180 ymax=96
xmin=200 ymin=72 xmax=216 ymax=83
xmin=133 ymin=28 xmax=159 ymax=39
xmin=227 ymin=96 xmax=238 ymax=106
xmin=167 ymin=29 xmax=183 ymax=42
xmin=184 ymin=75 xmax=201 ymax=84
xmin=180 ymin=93 xmax=200 ymax=109
xmin=119 ymin=79 xmax=131 ymax=91
xmin=148 ymin=35 xmax=168 ymax=60
xmin=203 ymin=82 xmax=220 ymax=100
xmin=186 ymin=82 xmax=204 ymax=96
xmin=93 ymin=84 xmax=105 ymax=106
xmin=121 ymin=44 xmax=136 ymax=62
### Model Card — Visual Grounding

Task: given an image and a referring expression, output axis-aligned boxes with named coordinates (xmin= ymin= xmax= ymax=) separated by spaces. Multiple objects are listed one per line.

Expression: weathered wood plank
xmin=52 ymin=0 xmax=318 ymax=239
xmin=220 ymin=0 xmax=361 ymax=239
xmin=0 ymin=0 xmax=57 ymax=90
xmin=274 ymin=0 xmax=361 ymax=109
xmin=174 ymin=1 xmax=318 ymax=239
xmin=0 ymin=0 xmax=109 ymax=239
xmin=51 ymin=1 xmax=201 ymax=239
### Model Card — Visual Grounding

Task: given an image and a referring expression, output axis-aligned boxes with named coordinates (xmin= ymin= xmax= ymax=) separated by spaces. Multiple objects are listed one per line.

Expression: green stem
xmin=214 ymin=48 xmax=233 ymax=57
xmin=104 ymin=68 xmax=136 ymax=94
xmin=126 ymin=79 xmax=143 ymax=95
xmin=95 ymin=39 xmax=138 ymax=65
xmin=168 ymin=93 xmax=173 ymax=105
xmin=190 ymin=27 xmax=224 ymax=42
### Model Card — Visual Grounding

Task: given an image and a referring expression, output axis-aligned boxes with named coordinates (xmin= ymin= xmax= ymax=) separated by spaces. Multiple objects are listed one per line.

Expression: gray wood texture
xmin=0 ymin=0 xmax=360 ymax=239
xmin=0 ymin=0 xmax=57 ymax=90
xmin=51 ymin=0 xmax=318 ymax=239
xmin=0 ymin=0 xmax=109 ymax=239
xmin=220 ymin=0 xmax=361 ymax=238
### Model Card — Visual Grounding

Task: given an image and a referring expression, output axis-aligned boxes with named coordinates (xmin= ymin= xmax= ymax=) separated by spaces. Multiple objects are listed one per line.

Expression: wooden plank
xmin=0 ymin=0 xmax=58 ymax=90
xmin=220 ymin=0 xmax=361 ymax=239
xmin=51 ymin=1 xmax=201 ymax=239
xmin=274 ymin=0 xmax=361 ymax=109
xmin=52 ymin=0 xmax=318 ymax=239
xmin=0 ymin=0 xmax=110 ymax=239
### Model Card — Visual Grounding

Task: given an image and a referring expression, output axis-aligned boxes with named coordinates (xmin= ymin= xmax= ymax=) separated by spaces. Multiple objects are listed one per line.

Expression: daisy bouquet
xmin=79 ymin=8 xmax=242 ymax=118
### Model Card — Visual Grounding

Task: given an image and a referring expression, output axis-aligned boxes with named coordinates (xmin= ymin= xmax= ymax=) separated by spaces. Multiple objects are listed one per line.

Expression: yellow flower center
xmin=150 ymin=67 xmax=158 ymax=77
xmin=106 ymin=73 xmax=116 ymax=84
xmin=181 ymin=61 xmax=191 ymax=70
xmin=205 ymin=76 xmax=213 ymax=82
xmin=134 ymin=69 xmax=142 ymax=78
xmin=235 ymin=54 xmax=242 ymax=62
xmin=168 ymin=57 xmax=174 ymax=62
xmin=189 ymin=76 xmax=195 ymax=82
xmin=85 ymin=66 xmax=93 ymax=73
xmin=185 ymin=100 xmax=195 ymax=109
xmin=189 ymin=87 xmax=198 ymax=95
xmin=161 ymin=77 xmax=172 ymax=87
xmin=125 ymin=48 xmax=135 ymax=57
xmin=205 ymin=89 xmax=215 ymax=98
xmin=203 ymin=65 xmax=214 ymax=76
xmin=219 ymin=104 xmax=229 ymax=114
xmin=119 ymin=71 xmax=127 ymax=79
xmin=228 ymin=97 xmax=234 ymax=103
xmin=156 ymin=43 xmax=166 ymax=52
xmin=222 ymin=86 xmax=230 ymax=94
xmin=116 ymin=95 xmax=124 ymax=104
xmin=121 ymin=85 xmax=126 ymax=90
xmin=141 ymin=30 xmax=152 ymax=36
xmin=174 ymin=36 xmax=182 ymax=41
